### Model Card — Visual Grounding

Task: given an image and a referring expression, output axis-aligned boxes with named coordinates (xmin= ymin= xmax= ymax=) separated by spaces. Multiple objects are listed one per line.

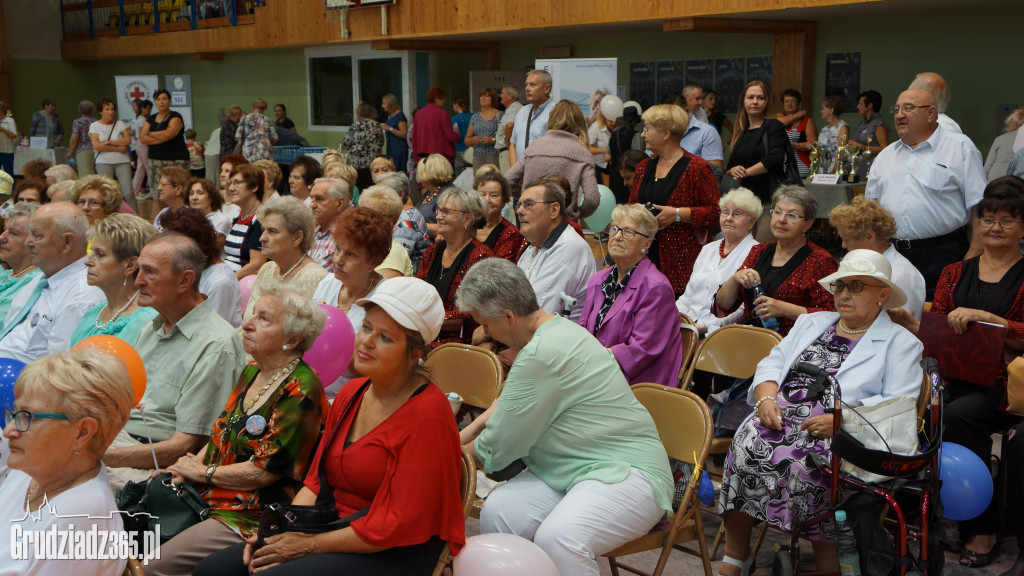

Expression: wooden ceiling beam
xmin=663 ymin=17 xmax=814 ymax=34
xmin=371 ymin=39 xmax=500 ymax=69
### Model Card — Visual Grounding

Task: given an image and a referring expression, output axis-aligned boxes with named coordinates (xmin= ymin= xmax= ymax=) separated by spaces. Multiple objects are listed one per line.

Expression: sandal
xmin=720 ymin=554 xmax=753 ymax=576
xmin=960 ymin=542 xmax=1001 ymax=568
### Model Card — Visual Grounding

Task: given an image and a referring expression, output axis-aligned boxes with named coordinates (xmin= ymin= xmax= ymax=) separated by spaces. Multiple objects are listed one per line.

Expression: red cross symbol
xmin=129 ymin=87 xmax=146 ymax=99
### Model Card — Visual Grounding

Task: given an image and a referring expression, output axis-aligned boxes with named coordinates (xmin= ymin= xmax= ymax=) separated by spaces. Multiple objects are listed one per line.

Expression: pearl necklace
xmin=837 ymin=321 xmax=869 ymax=335
xmin=245 ymin=358 xmax=300 ymax=411
xmin=278 ymin=257 xmax=304 ymax=279
xmin=10 ymin=265 xmax=36 ymax=279
xmin=95 ymin=290 xmax=140 ymax=329
xmin=239 ymin=202 xmax=261 ymax=221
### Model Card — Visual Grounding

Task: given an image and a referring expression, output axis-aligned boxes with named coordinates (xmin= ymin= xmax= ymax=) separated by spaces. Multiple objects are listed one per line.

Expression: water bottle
xmin=835 ymin=510 xmax=861 ymax=576
xmin=751 ymin=282 xmax=779 ymax=331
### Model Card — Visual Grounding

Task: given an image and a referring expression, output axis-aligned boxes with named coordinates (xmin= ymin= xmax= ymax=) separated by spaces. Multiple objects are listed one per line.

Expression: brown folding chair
xmin=123 ymin=558 xmax=146 ymax=576
xmin=604 ymin=383 xmax=714 ymax=576
xmin=431 ymin=446 xmax=477 ymax=576
xmin=423 ymin=343 xmax=504 ymax=410
xmin=677 ymin=314 xmax=700 ymax=388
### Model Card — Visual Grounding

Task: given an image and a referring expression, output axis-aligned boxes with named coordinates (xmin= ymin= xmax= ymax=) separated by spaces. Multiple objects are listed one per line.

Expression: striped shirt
xmin=224 ymin=213 xmax=263 ymax=272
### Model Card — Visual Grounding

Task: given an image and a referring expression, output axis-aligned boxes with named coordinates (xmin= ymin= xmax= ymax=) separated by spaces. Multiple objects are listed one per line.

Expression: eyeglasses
xmin=889 ymin=103 xmax=934 ymax=116
xmin=609 ymin=225 xmax=651 ymax=239
xmin=721 ymin=210 xmax=749 ymax=220
xmin=4 ymin=409 xmax=69 ymax=432
xmin=228 ymin=179 xmax=247 ymax=186
xmin=979 ymin=217 xmax=1023 ymax=230
xmin=77 ymin=199 xmax=103 ymax=208
xmin=770 ymin=209 xmax=807 ymax=223
xmin=830 ymin=280 xmax=886 ymax=294
xmin=518 ymin=199 xmax=556 ymax=211
xmin=435 ymin=208 xmax=467 ymax=218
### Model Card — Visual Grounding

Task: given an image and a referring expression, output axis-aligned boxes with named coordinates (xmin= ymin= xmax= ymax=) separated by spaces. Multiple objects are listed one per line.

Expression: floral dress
xmin=235 ymin=113 xmax=279 ymax=162
xmin=718 ymin=326 xmax=857 ymax=541
xmin=341 ymin=119 xmax=385 ymax=169
xmin=202 ymin=361 xmax=328 ymax=537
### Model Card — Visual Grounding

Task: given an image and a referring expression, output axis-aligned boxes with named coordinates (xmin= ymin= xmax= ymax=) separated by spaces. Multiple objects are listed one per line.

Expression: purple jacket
xmin=578 ymin=258 xmax=683 ymax=387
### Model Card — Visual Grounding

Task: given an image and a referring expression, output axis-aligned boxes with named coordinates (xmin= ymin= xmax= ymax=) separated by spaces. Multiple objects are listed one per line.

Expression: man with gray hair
xmin=103 ymin=232 xmax=245 ymax=489
xmin=909 ymin=72 xmax=962 ymax=135
xmin=682 ymin=84 xmax=710 ymax=123
xmin=307 ymin=177 xmax=351 ymax=271
xmin=377 ymin=171 xmax=430 ymax=267
xmin=509 ymin=70 xmax=554 ymax=167
xmin=495 ymin=83 xmax=524 ymax=172
xmin=0 ymin=203 xmax=102 ymax=362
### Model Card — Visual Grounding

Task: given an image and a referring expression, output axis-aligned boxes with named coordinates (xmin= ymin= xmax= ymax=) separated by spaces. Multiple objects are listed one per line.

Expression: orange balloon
xmin=72 ymin=335 xmax=147 ymax=406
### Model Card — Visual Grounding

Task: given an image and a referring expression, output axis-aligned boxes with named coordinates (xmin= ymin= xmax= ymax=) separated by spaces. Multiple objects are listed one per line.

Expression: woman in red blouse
xmin=194 ymin=277 xmax=464 ymax=576
xmin=416 ymin=187 xmax=493 ymax=346
xmin=474 ymin=171 xmax=524 ymax=262
xmin=714 ymin=186 xmax=837 ymax=336
xmin=630 ymin=104 xmax=720 ymax=296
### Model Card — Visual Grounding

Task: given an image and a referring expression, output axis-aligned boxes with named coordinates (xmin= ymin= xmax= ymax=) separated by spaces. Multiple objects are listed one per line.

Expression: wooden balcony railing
xmin=60 ymin=0 xmax=261 ymax=40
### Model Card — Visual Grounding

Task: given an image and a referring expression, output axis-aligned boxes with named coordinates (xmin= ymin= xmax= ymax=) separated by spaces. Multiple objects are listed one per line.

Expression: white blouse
xmin=676 ymin=234 xmax=759 ymax=335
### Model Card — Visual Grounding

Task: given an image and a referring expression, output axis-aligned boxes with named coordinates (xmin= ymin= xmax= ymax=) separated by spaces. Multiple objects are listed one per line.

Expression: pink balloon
xmin=238 ymin=275 xmax=257 ymax=312
xmin=303 ymin=304 xmax=355 ymax=384
xmin=454 ymin=533 xmax=560 ymax=576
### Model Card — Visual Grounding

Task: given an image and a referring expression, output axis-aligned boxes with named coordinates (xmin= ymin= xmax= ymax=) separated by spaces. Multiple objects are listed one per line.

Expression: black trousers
xmin=193 ymin=537 xmax=445 ymax=576
xmin=943 ymin=381 xmax=1019 ymax=539
xmin=894 ymin=231 xmax=968 ymax=301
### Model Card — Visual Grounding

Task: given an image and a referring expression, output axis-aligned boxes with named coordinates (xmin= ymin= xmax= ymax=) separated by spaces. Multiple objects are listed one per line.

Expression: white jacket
xmin=749 ymin=311 xmax=923 ymax=407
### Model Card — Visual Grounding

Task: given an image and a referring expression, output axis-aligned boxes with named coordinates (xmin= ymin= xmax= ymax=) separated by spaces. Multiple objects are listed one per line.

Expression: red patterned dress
xmin=630 ymin=151 xmax=720 ymax=295
xmin=712 ymin=241 xmax=837 ymax=336
xmin=416 ymin=238 xmax=493 ymax=346
xmin=482 ymin=217 xmax=525 ymax=262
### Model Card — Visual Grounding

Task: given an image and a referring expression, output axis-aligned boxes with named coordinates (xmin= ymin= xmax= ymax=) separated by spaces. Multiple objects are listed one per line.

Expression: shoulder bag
xmin=761 ymin=122 xmax=804 ymax=191
xmin=117 ymin=472 xmax=210 ymax=544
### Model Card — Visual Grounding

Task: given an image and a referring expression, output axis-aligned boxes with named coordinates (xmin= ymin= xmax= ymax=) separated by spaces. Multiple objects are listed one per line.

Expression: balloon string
xmin=138 ymin=406 xmax=160 ymax=473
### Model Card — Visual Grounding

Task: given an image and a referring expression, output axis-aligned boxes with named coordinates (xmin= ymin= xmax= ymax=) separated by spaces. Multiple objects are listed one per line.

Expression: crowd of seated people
xmin=2 ymin=69 xmax=1021 ymax=576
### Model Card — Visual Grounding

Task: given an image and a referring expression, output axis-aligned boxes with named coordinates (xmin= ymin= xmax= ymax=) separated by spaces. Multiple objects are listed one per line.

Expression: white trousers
xmin=480 ymin=469 xmax=664 ymax=576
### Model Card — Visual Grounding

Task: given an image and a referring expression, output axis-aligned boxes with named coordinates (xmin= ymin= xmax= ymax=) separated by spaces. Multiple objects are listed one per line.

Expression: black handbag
xmin=761 ymin=122 xmax=804 ymax=191
xmin=117 ymin=472 xmax=210 ymax=544
xmin=254 ymin=380 xmax=374 ymax=548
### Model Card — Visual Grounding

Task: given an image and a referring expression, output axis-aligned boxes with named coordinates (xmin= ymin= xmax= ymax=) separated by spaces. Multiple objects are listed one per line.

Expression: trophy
xmin=808 ymin=142 xmax=820 ymax=177
xmin=861 ymin=136 xmax=875 ymax=181
xmin=845 ymin=143 xmax=862 ymax=183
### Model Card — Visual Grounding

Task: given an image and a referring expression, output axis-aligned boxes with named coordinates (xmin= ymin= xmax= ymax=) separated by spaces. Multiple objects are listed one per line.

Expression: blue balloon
xmin=939 ymin=442 xmax=993 ymax=521
xmin=0 ymin=357 xmax=26 ymax=413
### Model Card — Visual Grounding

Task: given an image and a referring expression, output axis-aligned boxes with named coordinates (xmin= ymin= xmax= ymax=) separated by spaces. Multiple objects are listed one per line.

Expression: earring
xmin=282 ymin=345 xmax=289 ymax=351
xmin=877 ymin=302 xmax=882 ymax=306
xmin=123 ymin=276 xmax=127 ymax=287
xmin=73 ymin=448 xmax=80 ymax=456
xmin=641 ymin=248 xmax=646 ymax=254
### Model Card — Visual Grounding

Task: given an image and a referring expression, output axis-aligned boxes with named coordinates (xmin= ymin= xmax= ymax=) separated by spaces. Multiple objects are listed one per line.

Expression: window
xmin=310 ymin=56 xmax=354 ymax=127
xmin=306 ymin=45 xmax=415 ymax=130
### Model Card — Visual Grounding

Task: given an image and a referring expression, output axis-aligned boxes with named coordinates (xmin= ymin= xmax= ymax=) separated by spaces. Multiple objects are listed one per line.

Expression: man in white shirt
xmin=307 ymin=177 xmax=351 ymax=271
xmin=515 ymin=179 xmax=595 ymax=321
xmin=0 ymin=203 xmax=102 ymax=362
xmin=866 ymin=89 xmax=986 ymax=298
xmin=509 ymin=70 xmax=553 ymax=166
xmin=908 ymin=72 xmax=962 ymax=135
xmin=495 ymin=83 xmax=523 ymax=172
xmin=682 ymin=84 xmax=710 ymax=124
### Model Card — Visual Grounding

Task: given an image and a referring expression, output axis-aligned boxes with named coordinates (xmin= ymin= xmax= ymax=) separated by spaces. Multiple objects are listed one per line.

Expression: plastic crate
xmin=271 ymin=146 xmax=330 ymax=164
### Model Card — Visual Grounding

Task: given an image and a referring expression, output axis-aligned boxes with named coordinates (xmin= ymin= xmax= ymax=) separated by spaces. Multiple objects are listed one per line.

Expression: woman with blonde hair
xmin=358 ymin=185 xmax=413 ymax=277
xmin=252 ymin=159 xmax=283 ymax=204
xmin=416 ymin=153 xmax=455 ymax=237
xmin=381 ymin=93 xmax=409 ymax=173
xmin=72 ymin=174 xmax=123 ymax=226
xmin=505 ymin=100 xmax=599 ymax=221
xmin=370 ymin=155 xmax=395 ymax=181
xmin=829 ymin=196 xmax=926 ymax=320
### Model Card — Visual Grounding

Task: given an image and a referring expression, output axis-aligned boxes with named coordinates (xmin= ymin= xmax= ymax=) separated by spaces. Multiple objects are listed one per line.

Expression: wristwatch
xmin=675 ymin=208 xmax=681 ymax=223
xmin=204 ymin=464 xmax=218 ymax=484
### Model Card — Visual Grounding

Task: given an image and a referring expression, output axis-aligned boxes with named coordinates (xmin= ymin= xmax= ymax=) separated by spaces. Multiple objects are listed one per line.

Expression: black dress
xmin=725 ymin=118 xmax=789 ymax=204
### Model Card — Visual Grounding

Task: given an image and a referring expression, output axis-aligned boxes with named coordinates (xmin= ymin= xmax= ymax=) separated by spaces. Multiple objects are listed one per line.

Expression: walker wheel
xmin=772 ymin=548 xmax=795 ymax=576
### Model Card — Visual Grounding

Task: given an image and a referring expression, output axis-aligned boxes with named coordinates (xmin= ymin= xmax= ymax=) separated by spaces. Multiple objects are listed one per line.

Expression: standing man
xmin=307 ymin=177 xmax=352 ymax=271
xmin=909 ymin=72 xmax=962 ymax=135
xmin=682 ymin=84 xmax=710 ymax=124
xmin=0 ymin=102 xmax=17 ymax=177
xmin=509 ymin=70 xmax=554 ymax=167
xmin=865 ymin=89 xmax=986 ymax=298
xmin=274 ymin=103 xmax=297 ymax=132
xmin=495 ymin=83 xmax=523 ymax=173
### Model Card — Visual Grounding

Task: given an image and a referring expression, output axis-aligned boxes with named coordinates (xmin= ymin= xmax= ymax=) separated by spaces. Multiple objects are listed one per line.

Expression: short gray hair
xmin=78 ymin=100 xmax=95 ymax=116
xmin=771 ymin=185 xmax=818 ymax=221
xmin=258 ymin=196 xmax=316 ymax=253
xmin=456 ymin=258 xmax=540 ymax=321
xmin=47 ymin=180 xmax=75 ymax=200
xmin=5 ymin=202 xmax=39 ymax=222
xmin=611 ymin=204 xmax=658 ymax=238
xmin=501 ymin=84 xmax=520 ymax=100
xmin=683 ymin=84 xmax=704 ymax=97
xmin=45 ymin=164 xmax=78 ymax=183
xmin=375 ymin=171 xmax=412 ymax=201
xmin=312 ymin=177 xmax=351 ymax=204
xmin=720 ymin=187 xmax=763 ymax=220
xmin=262 ymin=287 xmax=326 ymax=353
xmin=527 ymin=69 xmax=553 ymax=87
xmin=437 ymin=186 xmax=487 ymax=229
xmin=524 ymin=178 xmax=566 ymax=214
xmin=45 ymin=203 xmax=89 ymax=250
xmin=150 ymin=232 xmax=205 ymax=289
xmin=909 ymin=72 xmax=950 ymax=113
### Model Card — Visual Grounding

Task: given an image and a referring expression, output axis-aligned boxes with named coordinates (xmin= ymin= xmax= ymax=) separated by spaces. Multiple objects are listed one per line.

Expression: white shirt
xmin=88 ymin=120 xmax=131 ymax=165
xmin=937 ymin=113 xmax=962 ymax=135
xmin=884 ymin=244 xmax=926 ymax=321
xmin=509 ymin=98 xmax=553 ymax=161
xmin=588 ymin=121 xmax=611 ymax=168
xmin=1014 ymin=126 xmax=1024 ymax=154
xmin=693 ymin=107 xmax=709 ymax=124
xmin=312 ymin=275 xmax=387 ymax=399
xmin=495 ymin=101 xmax=523 ymax=151
xmin=207 ymin=210 xmax=233 ymax=237
xmin=516 ymin=220 xmax=595 ymax=321
xmin=865 ymin=126 xmax=985 ymax=240
xmin=199 ymin=262 xmax=242 ymax=328
xmin=0 ymin=466 xmax=126 ymax=576
xmin=676 ymin=235 xmax=758 ymax=335
xmin=0 ymin=258 xmax=103 ymax=363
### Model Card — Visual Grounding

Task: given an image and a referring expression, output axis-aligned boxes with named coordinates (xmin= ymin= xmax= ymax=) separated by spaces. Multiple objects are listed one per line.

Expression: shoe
xmin=720 ymin=554 xmax=753 ymax=576
xmin=960 ymin=541 xmax=1001 ymax=568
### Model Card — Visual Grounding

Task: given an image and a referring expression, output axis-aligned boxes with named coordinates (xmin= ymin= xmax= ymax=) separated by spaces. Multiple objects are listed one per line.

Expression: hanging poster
xmin=114 ymin=76 xmax=159 ymax=122
xmin=746 ymin=56 xmax=772 ymax=87
xmin=534 ymin=58 xmax=617 ymax=118
xmin=685 ymin=59 xmax=714 ymax=93
xmin=825 ymin=52 xmax=861 ymax=111
xmin=657 ymin=61 xmax=684 ymax=103
xmin=629 ymin=61 xmax=657 ymax=111
xmin=714 ymin=58 xmax=745 ymax=114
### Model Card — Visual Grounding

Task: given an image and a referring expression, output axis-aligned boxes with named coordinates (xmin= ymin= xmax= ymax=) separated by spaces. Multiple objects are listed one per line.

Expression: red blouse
xmin=713 ymin=241 xmax=837 ymax=335
xmin=488 ymin=218 xmax=525 ymax=263
xmin=629 ymin=152 xmax=721 ymax=294
xmin=416 ymin=239 xmax=493 ymax=346
xmin=304 ymin=378 xmax=466 ymax=554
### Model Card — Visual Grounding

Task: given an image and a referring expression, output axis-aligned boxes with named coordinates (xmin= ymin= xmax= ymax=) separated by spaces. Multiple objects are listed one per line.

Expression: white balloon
xmin=624 ymin=100 xmax=642 ymax=115
xmin=599 ymin=95 xmax=624 ymax=123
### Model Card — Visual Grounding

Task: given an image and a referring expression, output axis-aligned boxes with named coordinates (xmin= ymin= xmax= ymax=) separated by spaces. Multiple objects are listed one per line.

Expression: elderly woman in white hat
xmin=194 ymin=276 xmax=466 ymax=576
xmin=716 ymin=249 xmax=923 ymax=576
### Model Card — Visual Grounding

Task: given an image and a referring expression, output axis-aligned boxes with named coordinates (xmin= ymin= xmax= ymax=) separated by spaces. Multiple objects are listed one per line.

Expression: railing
xmin=60 ymin=0 xmax=265 ymax=40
